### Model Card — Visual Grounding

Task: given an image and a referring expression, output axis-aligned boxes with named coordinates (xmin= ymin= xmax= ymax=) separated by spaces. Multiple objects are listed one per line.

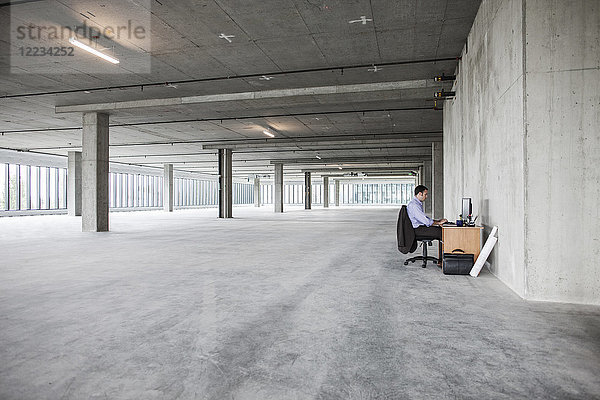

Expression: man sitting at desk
xmin=407 ymin=185 xmax=447 ymax=240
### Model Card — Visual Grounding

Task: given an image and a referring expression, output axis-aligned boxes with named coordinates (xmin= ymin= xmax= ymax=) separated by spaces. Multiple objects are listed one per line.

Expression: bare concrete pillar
xmin=423 ymin=160 xmax=432 ymax=215
xmin=218 ymin=149 xmax=233 ymax=218
xmin=254 ymin=177 xmax=260 ymax=207
xmin=334 ymin=179 xmax=340 ymax=207
xmin=304 ymin=172 xmax=312 ymax=210
xmin=274 ymin=163 xmax=283 ymax=213
xmin=81 ymin=112 xmax=109 ymax=232
xmin=163 ymin=164 xmax=173 ymax=212
xmin=323 ymin=176 xmax=329 ymax=208
xmin=432 ymin=142 xmax=444 ymax=218
xmin=67 ymin=151 xmax=82 ymax=216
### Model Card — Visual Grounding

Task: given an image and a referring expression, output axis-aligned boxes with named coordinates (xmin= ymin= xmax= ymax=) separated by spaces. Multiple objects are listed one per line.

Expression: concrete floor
xmin=0 ymin=207 xmax=599 ymax=400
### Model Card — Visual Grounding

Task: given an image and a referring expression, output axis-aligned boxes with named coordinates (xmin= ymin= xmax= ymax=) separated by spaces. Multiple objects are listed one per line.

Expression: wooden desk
xmin=441 ymin=226 xmax=483 ymax=260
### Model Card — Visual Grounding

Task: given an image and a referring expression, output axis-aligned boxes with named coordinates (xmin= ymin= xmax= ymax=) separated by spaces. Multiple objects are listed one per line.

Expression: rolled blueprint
xmin=470 ymin=227 xmax=498 ymax=277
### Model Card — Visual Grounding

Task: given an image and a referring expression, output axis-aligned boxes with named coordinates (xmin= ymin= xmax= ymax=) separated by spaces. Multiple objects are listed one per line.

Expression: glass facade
xmin=1 ymin=162 xmax=414 ymax=213
xmin=0 ymin=163 xmax=68 ymax=211
xmin=259 ymin=181 xmax=414 ymax=205
xmin=174 ymin=178 xmax=217 ymax=207
xmin=109 ymin=172 xmax=163 ymax=209
xmin=341 ymin=182 xmax=414 ymax=205
xmin=173 ymin=178 xmax=253 ymax=207
xmin=233 ymin=182 xmax=254 ymax=205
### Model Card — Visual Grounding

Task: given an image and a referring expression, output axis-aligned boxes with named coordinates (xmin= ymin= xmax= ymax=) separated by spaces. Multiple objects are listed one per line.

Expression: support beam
xmin=323 ymin=176 xmax=329 ymax=208
xmin=201 ymin=133 xmax=443 ymax=149
xmin=422 ymin=160 xmax=432 ymax=216
xmin=432 ymin=142 xmax=444 ymax=219
xmin=304 ymin=172 xmax=312 ymax=210
xmin=218 ymin=149 xmax=233 ymax=218
xmin=334 ymin=179 xmax=340 ymax=207
xmin=274 ymin=163 xmax=283 ymax=213
xmin=56 ymin=80 xmax=445 ymax=113
xmin=254 ymin=177 xmax=260 ymax=207
xmin=81 ymin=112 xmax=109 ymax=232
xmin=67 ymin=151 xmax=82 ymax=216
xmin=163 ymin=164 xmax=173 ymax=212
xmin=269 ymin=156 xmax=431 ymax=165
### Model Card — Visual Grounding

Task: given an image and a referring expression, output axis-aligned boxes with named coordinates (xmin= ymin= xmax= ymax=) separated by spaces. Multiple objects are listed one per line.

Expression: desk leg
xmin=438 ymin=241 xmax=442 ymax=267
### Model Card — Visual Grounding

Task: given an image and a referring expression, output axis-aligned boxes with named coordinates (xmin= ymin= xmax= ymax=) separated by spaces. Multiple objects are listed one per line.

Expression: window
xmin=0 ymin=164 xmax=6 ymax=210
xmin=59 ymin=168 xmax=67 ymax=209
xmin=8 ymin=164 xmax=18 ymax=210
xmin=19 ymin=165 xmax=29 ymax=210
xmin=30 ymin=167 xmax=40 ymax=210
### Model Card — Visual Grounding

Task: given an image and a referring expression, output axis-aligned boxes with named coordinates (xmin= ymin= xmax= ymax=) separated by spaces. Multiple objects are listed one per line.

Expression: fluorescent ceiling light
xmin=69 ymin=37 xmax=120 ymax=64
xmin=263 ymin=129 xmax=274 ymax=138
xmin=316 ymin=155 xmax=322 ymax=159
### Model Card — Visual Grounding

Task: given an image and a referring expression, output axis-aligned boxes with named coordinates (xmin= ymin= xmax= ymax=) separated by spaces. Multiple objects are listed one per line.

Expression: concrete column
xmin=273 ymin=163 xmax=283 ymax=213
xmin=334 ymin=179 xmax=340 ymax=207
xmin=163 ymin=164 xmax=173 ymax=212
xmin=323 ymin=176 xmax=329 ymax=208
xmin=218 ymin=149 xmax=233 ymax=218
xmin=423 ymin=160 xmax=432 ymax=215
xmin=254 ymin=177 xmax=260 ymax=207
xmin=81 ymin=112 xmax=109 ymax=232
xmin=67 ymin=151 xmax=82 ymax=216
xmin=432 ymin=142 xmax=444 ymax=218
xmin=304 ymin=172 xmax=312 ymax=210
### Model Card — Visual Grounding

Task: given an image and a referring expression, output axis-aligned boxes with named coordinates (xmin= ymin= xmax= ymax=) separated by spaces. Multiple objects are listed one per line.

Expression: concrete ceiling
xmin=0 ymin=0 xmax=481 ymax=178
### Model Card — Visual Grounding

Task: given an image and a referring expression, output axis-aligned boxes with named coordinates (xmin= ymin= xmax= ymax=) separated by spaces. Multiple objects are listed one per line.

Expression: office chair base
xmin=404 ymin=256 xmax=439 ymax=268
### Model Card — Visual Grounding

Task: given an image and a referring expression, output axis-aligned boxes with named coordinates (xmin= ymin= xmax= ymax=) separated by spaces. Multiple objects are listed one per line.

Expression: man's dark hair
xmin=414 ymin=185 xmax=428 ymax=196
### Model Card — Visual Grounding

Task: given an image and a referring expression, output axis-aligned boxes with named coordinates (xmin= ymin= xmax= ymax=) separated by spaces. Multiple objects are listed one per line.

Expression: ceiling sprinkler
xmin=349 ymin=16 xmax=373 ymax=25
xmin=218 ymin=33 xmax=235 ymax=43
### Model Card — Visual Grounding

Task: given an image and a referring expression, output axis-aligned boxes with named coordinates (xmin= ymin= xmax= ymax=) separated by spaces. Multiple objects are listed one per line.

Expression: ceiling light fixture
xmin=316 ymin=155 xmax=322 ymax=159
xmin=69 ymin=37 xmax=119 ymax=64
xmin=338 ymin=166 xmax=343 ymax=170
xmin=263 ymin=129 xmax=275 ymax=138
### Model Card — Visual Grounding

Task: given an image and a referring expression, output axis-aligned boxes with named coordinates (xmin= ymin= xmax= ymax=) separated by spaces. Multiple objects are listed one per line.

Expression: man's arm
xmin=432 ymin=218 xmax=448 ymax=226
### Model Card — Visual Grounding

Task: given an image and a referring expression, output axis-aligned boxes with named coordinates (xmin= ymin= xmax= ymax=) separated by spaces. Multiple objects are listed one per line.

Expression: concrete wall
xmin=523 ymin=0 xmax=600 ymax=303
xmin=445 ymin=0 xmax=600 ymax=305
xmin=445 ymin=0 xmax=527 ymax=297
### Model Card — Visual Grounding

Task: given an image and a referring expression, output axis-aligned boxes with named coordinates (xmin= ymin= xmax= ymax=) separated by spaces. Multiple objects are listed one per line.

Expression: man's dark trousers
xmin=414 ymin=225 xmax=442 ymax=265
xmin=414 ymin=225 xmax=442 ymax=240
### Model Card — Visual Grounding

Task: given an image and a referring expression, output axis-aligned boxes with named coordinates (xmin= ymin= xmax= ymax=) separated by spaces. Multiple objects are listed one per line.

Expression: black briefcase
xmin=442 ymin=253 xmax=474 ymax=275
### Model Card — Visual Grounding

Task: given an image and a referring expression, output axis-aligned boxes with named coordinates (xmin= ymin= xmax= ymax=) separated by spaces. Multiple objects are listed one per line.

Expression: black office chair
xmin=397 ymin=205 xmax=439 ymax=268
xmin=404 ymin=234 xmax=439 ymax=268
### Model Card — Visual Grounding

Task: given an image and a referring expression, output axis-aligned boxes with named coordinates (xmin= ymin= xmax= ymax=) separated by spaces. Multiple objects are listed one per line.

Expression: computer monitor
xmin=462 ymin=198 xmax=472 ymax=221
